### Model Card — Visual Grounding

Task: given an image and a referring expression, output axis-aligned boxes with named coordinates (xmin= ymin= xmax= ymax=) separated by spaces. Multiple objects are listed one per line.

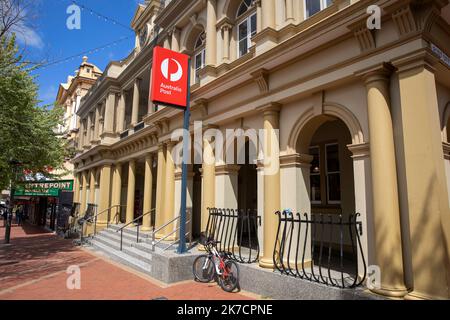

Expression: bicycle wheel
xmin=193 ymin=255 xmax=215 ymax=283
xmin=218 ymin=260 xmax=240 ymax=292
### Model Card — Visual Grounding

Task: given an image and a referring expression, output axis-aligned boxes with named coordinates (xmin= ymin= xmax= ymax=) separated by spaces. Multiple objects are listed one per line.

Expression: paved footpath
xmin=0 ymin=223 xmax=257 ymax=300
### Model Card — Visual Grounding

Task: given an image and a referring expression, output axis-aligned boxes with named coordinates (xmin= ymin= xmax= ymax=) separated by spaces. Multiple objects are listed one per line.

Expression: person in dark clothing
xmin=16 ymin=206 xmax=23 ymax=226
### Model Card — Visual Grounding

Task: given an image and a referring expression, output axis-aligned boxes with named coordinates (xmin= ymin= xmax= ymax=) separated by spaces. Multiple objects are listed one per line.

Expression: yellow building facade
xmin=71 ymin=0 xmax=450 ymax=299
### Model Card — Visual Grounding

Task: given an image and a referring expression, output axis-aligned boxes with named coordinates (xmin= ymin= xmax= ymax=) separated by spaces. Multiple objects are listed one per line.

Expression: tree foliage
xmin=0 ymin=34 xmax=66 ymax=190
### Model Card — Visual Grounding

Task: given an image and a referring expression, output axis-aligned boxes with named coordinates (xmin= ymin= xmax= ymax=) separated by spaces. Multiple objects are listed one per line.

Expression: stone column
xmin=261 ymin=0 xmax=275 ymax=30
xmin=161 ymin=142 xmax=176 ymax=237
xmin=89 ymin=169 xmax=96 ymax=205
xmin=73 ymin=173 xmax=81 ymax=203
xmin=170 ymin=27 xmax=180 ymax=52
xmin=111 ymin=163 xmax=122 ymax=224
xmin=285 ymin=0 xmax=294 ymax=23
xmin=215 ymin=164 xmax=239 ymax=208
xmin=155 ymin=143 xmax=166 ymax=235
xmin=221 ymin=24 xmax=231 ymax=63
xmin=348 ymin=143 xmax=374 ymax=279
xmin=98 ymin=164 xmax=112 ymax=226
xmin=362 ymin=64 xmax=407 ymax=297
xmin=206 ymin=0 xmax=217 ymax=66
xmin=117 ymin=91 xmax=126 ymax=133
xmin=80 ymin=171 xmax=88 ymax=214
xmin=202 ymin=136 xmax=216 ymax=231
xmin=85 ymin=114 xmax=92 ymax=148
xmin=131 ymin=78 xmax=141 ymax=127
xmin=259 ymin=103 xmax=281 ymax=269
xmin=163 ymin=35 xmax=171 ymax=49
xmin=93 ymin=106 xmax=101 ymax=144
xmin=393 ymin=54 xmax=450 ymax=300
xmin=103 ymin=93 xmax=116 ymax=136
xmin=142 ymin=153 xmax=154 ymax=231
xmin=126 ymin=160 xmax=136 ymax=226
xmin=256 ymin=0 xmax=262 ymax=33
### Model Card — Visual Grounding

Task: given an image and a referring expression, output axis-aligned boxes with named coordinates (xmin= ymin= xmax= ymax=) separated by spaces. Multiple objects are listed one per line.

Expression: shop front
xmin=14 ymin=180 xmax=74 ymax=231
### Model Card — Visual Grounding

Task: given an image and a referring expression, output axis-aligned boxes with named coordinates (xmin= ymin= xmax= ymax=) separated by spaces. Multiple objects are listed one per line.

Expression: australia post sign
xmin=151 ymin=46 xmax=189 ymax=108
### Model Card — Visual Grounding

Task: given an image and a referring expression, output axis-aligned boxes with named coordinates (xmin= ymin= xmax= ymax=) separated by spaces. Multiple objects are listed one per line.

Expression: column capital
xmin=279 ymin=153 xmax=313 ymax=169
xmin=355 ymin=62 xmax=395 ymax=85
xmin=257 ymin=102 xmax=281 ymax=116
xmin=215 ymin=164 xmax=240 ymax=176
xmin=347 ymin=142 xmax=370 ymax=159
xmin=391 ymin=49 xmax=439 ymax=74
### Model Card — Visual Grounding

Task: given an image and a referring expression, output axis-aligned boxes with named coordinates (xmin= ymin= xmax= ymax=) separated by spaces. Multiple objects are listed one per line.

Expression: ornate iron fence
xmin=206 ymin=208 xmax=261 ymax=263
xmin=273 ymin=210 xmax=366 ymax=288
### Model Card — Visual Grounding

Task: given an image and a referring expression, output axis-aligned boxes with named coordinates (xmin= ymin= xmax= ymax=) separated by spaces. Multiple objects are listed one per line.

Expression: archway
xmin=283 ymin=105 xmax=371 ymax=281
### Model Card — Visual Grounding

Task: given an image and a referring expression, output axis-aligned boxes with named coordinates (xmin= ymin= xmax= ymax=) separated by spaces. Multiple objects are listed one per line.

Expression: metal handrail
xmin=116 ymin=208 xmax=156 ymax=251
xmin=107 ymin=205 xmax=127 ymax=228
xmin=151 ymin=214 xmax=192 ymax=252
xmin=91 ymin=205 xmax=122 ymax=236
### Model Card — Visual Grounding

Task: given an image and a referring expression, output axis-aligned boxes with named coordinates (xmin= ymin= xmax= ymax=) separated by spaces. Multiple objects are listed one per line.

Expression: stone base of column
xmin=369 ymin=286 xmax=408 ymax=298
xmin=141 ymin=226 xmax=152 ymax=232
xmin=259 ymin=257 xmax=275 ymax=269
xmin=404 ymin=291 xmax=446 ymax=300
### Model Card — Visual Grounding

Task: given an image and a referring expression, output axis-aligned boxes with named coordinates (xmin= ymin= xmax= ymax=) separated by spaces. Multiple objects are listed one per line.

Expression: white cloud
xmin=11 ymin=22 xmax=44 ymax=49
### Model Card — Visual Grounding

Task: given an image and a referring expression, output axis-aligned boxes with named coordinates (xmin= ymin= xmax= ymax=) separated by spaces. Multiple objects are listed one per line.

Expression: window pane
xmin=309 ymin=147 xmax=320 ymax=174
xmin=326 ymin=144 xmax=340 ymax=172
xmin=325 ymin=0 xmax=333 ymax=7
xmin=238 ymin=21 xmax=248 ymax=41
xmin=305 ymin=0 xmax=321 ymax=17
xmin=250 ymin=14 xmax=257 ymax=35
xmin=195 ymin=53 xmax=202 ymax=70
xmin=239 ymin=39 xmax=248 ymax=57
xmin=327 ymin=173 xmax=341 ymax=202
xmin=311 ymin=175 xmax=321 ymax=202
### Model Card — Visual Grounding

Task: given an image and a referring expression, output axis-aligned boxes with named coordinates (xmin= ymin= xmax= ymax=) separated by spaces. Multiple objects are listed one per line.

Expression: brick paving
xmin=0 ymin=222 xmax=256 ymax=300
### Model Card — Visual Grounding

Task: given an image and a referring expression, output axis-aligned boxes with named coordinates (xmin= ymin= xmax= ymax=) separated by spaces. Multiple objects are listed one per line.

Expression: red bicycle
xmin=193 ymin=234 xmax=240 ymax=292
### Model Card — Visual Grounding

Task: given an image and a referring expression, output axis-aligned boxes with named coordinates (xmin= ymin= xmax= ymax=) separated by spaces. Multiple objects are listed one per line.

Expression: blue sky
xmin=19 ymin=0 xmax=144 ymax=106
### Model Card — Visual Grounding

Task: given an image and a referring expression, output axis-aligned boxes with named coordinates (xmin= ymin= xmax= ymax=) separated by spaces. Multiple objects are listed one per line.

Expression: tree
xmin=0 ymin=34 xmax=67 ymax=190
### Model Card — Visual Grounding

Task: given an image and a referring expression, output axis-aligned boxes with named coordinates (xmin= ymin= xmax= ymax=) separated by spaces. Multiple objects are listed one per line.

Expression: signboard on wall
xmin=150 ymin=46 xmax=189 ymax=108
xmin=14 ymin=180 xmax=74 ymax=197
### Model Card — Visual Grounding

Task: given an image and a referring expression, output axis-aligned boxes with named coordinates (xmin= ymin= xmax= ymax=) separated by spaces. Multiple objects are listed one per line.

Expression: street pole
xmin=4 ymin=181 xmax=14 ymax=244
xmin=177 ymin=59 xmax=191 ymax=254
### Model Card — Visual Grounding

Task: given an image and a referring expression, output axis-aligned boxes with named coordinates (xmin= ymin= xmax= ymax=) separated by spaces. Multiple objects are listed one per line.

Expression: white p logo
xmin=161 ymin=58 xmax=183 ymax=82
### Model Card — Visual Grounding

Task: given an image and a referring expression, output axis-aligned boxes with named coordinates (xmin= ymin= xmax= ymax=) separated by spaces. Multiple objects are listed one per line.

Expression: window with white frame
xmin=194 ymin=32 xmax=205 ymax=84
xmin=309 ymin=142 xmax=341 ymax=206
xmin=304 ymin=0 xmax=333 ymax=18
xmin=236 ymin=0 xmax=257 ymax=58
xmin=309 ymin=146 xmax=321 ymax=204
xmin=325 ymin=143 xmax=341 ymax=204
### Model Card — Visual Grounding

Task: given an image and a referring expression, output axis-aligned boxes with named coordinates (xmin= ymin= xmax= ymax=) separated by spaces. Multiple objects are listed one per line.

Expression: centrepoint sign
xmin=151 ymin=46 xmax=189 ymax=108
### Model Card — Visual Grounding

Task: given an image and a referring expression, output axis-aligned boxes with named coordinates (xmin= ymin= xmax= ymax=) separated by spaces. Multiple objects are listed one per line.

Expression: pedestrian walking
xmin=16 ymin=206 xmax=23 ymax=226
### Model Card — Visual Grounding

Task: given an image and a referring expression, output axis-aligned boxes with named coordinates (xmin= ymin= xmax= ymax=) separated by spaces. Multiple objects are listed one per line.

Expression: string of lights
xmin=69 ymin=0 xmax=135 ymax=32
xmin=33 ymin=35 xmax=133 ymax=70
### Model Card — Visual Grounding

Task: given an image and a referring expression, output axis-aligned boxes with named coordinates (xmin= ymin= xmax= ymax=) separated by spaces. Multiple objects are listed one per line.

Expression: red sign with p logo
xmin=150 ymin=46 xmax=189 ymax=108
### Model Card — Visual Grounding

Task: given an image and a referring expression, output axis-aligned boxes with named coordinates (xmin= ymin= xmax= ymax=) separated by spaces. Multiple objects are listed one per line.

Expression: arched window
xmin=194 ymin=32 xmax=205 ymax=84
xmin=236 ymin=0 xmax=256 ymax=58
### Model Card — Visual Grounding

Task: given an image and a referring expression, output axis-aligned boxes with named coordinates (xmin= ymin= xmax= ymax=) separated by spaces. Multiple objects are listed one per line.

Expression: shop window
xmin=304 ymin=0 xmax=332 ymax=18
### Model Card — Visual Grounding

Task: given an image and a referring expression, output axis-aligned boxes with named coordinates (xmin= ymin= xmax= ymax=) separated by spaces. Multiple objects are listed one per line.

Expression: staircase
xmin=86 ymin=224 xmax=157 ymax=276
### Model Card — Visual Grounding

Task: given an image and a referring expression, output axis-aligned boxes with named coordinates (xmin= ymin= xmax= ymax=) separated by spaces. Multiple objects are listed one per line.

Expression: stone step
xmin=100 ymin=227 xmax=150 ymax=243
xmin=107 ymin=224 xmax=153 ymax=238
xmin=98 ymin=229 xmax=170 ymax=252
xmin=91 ymin=234 xmax=153 ymax=264
xmin=88 ymin=239 xmax=152 ymax=275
